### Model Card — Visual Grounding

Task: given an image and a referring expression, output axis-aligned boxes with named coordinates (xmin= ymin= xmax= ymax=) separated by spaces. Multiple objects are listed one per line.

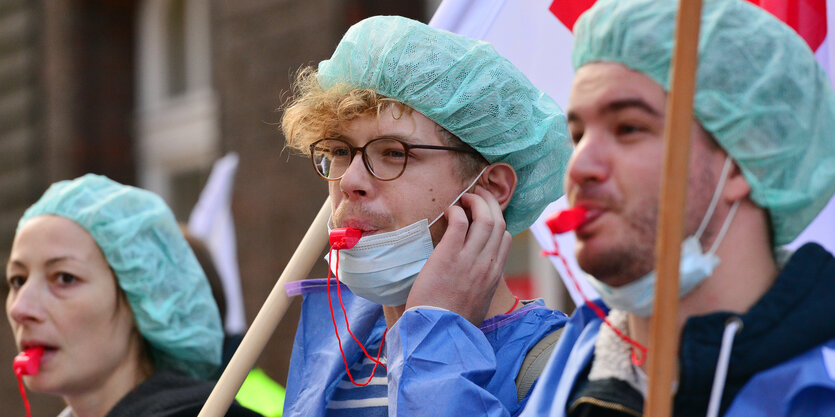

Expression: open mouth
xmin=575 ymin=208 xmax=604 ymax=237
xmin=339 ymin=220 xmax=380 ymax=236
xmin=20 ymin=343 xmax=58 ymax=358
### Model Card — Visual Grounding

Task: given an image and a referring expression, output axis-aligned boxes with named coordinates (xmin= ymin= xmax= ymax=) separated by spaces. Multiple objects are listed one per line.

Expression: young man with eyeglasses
xmin=279 ymin=16 xmax=573 ymax=417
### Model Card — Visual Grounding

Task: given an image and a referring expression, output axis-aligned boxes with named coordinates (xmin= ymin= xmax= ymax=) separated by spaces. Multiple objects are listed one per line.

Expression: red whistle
xmin=545 ymin=207 xmax=588 ymax=234
xmin=329 ymin=228 xmax=362 ymax=250
xmin=13 ymin=347 xmax=44 ymax=376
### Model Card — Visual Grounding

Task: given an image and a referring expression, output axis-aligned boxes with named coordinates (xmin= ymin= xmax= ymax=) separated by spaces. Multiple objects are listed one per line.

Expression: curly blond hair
xmin=281 ymin=67 xmax=487 ymax=176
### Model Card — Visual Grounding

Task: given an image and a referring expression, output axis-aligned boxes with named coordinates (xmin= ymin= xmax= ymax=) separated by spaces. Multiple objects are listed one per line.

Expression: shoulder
xmin=106 ymin=371 xmax=264 ymax=417
xmin=517 ymin=307 xmax=604 ymax=417
xmin=481 ymin=300 xmax=568 ymax=337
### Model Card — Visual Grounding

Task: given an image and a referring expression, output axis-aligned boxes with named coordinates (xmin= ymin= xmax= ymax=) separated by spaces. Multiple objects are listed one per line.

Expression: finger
xmin=474 ymin=186 xmax=506 ymax=243
xmin=458 ymin=192 xmax=495 ymax=254
xmin=463 ymin=187 xmax=505 ymax=256
xmin=458 ymin=199 xmax=503 ymax=288
xmin=434 ymin=205 xmax=469 ymax=252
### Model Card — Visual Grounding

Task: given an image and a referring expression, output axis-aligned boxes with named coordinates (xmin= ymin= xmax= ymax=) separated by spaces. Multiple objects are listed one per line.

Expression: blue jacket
xmin=522 ymin=243 xmax=835 ymax=416
xmin=284 ymin=279 xmax=568 ymax=416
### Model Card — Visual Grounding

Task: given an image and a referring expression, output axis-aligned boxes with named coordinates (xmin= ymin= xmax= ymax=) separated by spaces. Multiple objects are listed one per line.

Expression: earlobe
xmin=480 ymin=163 xmax=518 ymax=210
xmin=723 ymin=161 xmax=751 ymax=203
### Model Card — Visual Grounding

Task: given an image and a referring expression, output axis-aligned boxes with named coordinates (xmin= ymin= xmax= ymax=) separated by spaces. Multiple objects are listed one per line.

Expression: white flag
xmin=188 ymin=153 xmax=247 ymax=334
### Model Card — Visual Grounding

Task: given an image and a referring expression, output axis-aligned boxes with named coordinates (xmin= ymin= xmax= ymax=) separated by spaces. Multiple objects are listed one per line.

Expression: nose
xmin=566 ymin=128 xmax=611 ymax=191
xmin=338 ymin=152 xmax=374 ymax=198
xmin=7 ymin=278 xmax=46 ymax=326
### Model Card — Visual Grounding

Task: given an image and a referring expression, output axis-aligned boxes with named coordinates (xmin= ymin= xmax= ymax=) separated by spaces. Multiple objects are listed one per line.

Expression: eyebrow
xmin=568 ymin=98 xmax=663 ymax=123
xmin=7 ymin=259 xmax=25 ymax=269
xmin=8 ymin=256 xmax=79 ymax=269
xmin=602 ymin=98 xmax=662 ymax=117
xmin=376 ymin=134 xmax=419 ymax=144
xmin=45 ymin=256 xmax=79 ymax=267
xmin=334 ymin=133 xmax=422 ymax=145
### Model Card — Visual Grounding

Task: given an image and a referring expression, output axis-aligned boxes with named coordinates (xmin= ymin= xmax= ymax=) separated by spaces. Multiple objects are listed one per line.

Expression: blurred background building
xmin=0 ymin=1 xmax=571 ymax=414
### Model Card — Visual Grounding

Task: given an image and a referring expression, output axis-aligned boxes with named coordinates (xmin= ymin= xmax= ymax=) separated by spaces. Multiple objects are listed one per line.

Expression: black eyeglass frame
xmin=309 ymin=137 xmax=481 ymax=181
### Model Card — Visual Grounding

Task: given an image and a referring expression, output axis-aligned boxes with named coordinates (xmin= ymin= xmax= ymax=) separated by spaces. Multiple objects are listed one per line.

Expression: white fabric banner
xmin=188 ymin=152 xmax=247 ymax=334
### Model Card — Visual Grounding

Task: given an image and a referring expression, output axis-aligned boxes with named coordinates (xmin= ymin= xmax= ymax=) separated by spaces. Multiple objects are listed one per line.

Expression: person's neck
xmin=383 ymin=279 xmax=519 ymax=328
xmin=63 ymin=349 xmax=151 ymax=417
xmin=628 ymin=201 xmax=777 ymax=370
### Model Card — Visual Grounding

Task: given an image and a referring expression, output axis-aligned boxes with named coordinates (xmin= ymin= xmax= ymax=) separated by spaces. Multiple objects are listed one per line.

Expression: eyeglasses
xmin=309 ymin=137 xmax=480 ymax=181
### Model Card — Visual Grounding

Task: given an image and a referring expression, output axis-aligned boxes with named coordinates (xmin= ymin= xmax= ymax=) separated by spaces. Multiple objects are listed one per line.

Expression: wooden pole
xmin=198 ymin=198 xmax=332 ymax=417
xmin=644 ymin=1 xmax=703 ymax=416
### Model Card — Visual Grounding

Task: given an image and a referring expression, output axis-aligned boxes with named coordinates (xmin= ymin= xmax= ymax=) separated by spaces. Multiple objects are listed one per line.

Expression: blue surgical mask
xmin=588 ymin=157 xmax=739 ymax=317
xmin=326 ymin=167 xmax=488 ymax=306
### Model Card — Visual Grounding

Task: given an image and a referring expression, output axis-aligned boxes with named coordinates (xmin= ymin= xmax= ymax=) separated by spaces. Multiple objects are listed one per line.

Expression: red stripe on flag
xmin=550 ymin=0 xmax=597 ymax=31
xmin=748 ymin=0 xmax=827 ymax=51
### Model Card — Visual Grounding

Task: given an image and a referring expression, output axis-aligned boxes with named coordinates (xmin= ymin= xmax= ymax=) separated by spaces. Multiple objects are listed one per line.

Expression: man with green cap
xmin=280 ymin=15 xmax=573 ymax=417
xmin=521 ymin=1 xmax=835 ymax=416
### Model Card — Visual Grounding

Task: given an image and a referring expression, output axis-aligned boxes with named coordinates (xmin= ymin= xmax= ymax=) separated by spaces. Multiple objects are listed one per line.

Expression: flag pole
xmin=198 ymin=197 xmax=332 ymax=417
xmin=645 ymin=1 xmax=703 ymax=416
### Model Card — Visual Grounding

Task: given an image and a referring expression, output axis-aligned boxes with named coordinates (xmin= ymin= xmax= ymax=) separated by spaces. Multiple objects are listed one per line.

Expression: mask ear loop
xmin=707 ymin=200 xmax=739 ymax=255
xmin=694 ymin=157 xmax=733 ymax=241
xmin=429 ymin=166 xmax=489 ymax=227
xmin=693 ymin=156 xmax=740 ymax=256
xmin=327 ymin=247 xmax=387 ymax=387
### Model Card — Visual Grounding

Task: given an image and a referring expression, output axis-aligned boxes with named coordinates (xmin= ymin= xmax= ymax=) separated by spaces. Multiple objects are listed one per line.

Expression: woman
xmin=6 ymin=174 xmax=261 ymax=417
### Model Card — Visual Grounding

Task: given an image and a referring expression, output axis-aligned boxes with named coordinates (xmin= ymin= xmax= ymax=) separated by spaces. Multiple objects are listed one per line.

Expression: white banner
xmin=188 ymin=152 xmax=247 ymax=334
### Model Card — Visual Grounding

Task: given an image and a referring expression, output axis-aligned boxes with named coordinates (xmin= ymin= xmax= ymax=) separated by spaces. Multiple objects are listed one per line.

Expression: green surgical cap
xmin=317 ymin=15 xmax=571 ymax=235
xmin=17 ymin=174 xmax=223 ymax=379
xmin=573 ymin=0 xmax=835 ymax=246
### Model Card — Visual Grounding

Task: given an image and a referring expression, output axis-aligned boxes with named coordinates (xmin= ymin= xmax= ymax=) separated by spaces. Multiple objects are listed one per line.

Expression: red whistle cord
xmin=327 ymin=247 xmax=388 ymax=387
xmin=542 ymin=235 xmax=648 ymax=366
xmin=13 ymin=347 xmax=42 ymax=417
xmin=505 ymin=295 xmax=520 ymax=315
xmin=15 ymin=370 xmax=33 ymax=417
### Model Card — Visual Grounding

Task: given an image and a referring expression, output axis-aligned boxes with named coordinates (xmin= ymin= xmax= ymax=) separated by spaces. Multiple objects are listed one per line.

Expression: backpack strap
xmin=515 ymin=327 xmax=565 ymax=402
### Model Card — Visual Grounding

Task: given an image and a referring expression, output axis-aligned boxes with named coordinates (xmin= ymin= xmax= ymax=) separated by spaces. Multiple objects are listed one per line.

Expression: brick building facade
xmin=0 ymin=1 xmax=431 ymax=415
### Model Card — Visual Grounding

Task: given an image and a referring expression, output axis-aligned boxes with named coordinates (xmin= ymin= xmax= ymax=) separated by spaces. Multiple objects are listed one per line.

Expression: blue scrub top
xmin=284 ymin=279 xmax=568 ymax=416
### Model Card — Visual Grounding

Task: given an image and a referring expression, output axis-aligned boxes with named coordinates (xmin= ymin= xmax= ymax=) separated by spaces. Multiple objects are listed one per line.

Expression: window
xmin=136 ymin=0 xmax=217 ymax=211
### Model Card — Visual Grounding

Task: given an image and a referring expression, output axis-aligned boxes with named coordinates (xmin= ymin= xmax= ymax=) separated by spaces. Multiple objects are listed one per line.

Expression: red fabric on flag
xmin=747 ymin=0 xmax=827 ymax=51
xmin=550 ymin=0 xmax=826 ymax=51
xmin=550 ymin=0 xmax=597 ymax=31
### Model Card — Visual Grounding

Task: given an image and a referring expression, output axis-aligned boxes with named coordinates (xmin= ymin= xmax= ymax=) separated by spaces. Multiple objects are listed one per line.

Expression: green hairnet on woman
xmin=5 ymin=174 xmax=262 ymax=417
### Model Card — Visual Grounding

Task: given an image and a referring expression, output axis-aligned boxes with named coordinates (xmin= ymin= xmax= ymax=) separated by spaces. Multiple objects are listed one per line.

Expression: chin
xmin=574 ymin=239 xmax=604 ymax=272
xmin=22 ymin=374 xmax=57 ymax=395
xmin=576 ymin=242 xmax=648 ymax=288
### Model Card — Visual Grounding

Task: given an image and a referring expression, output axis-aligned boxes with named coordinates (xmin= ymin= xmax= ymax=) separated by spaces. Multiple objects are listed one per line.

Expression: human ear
xmin=478 ymin=163 xmax=517 ymax=210
xmin=723 ymin=159 xmax=751 ymax=203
